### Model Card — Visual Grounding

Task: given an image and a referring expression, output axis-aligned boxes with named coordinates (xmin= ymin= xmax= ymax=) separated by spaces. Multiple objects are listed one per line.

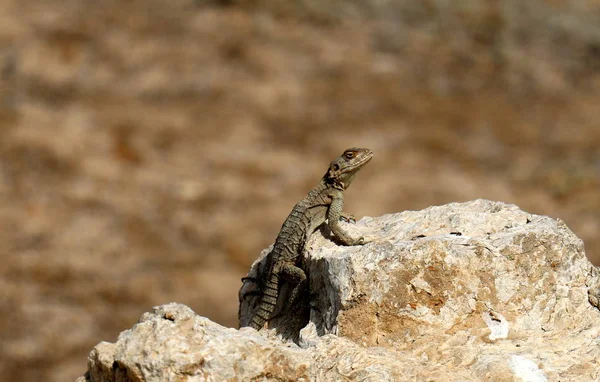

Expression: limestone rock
xmin=82 ymin=200 xmax=600 ymax=381
xmin=306 ymin=199 xmax=600 ymax=380
xmin=80 ymin=303 xmax=312 ymax=382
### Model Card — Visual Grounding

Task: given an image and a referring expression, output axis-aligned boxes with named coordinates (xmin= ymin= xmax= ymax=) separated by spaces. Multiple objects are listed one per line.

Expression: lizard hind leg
xmin=279 ymin=264 xmax=308 ymax=317
xmin=280 ymin=263 xmax=307 ymax=284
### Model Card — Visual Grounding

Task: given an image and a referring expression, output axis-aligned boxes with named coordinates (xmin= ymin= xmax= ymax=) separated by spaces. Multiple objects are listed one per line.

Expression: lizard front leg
xmin=327 ymin=190 xmax=364 ymax=245
xmin=340 ymin=211 xmax=358 ymax=223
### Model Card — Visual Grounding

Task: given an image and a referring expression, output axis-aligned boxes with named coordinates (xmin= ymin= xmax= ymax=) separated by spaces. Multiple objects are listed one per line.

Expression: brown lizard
xmin=239 ymin=147 xmax=373 ymax=330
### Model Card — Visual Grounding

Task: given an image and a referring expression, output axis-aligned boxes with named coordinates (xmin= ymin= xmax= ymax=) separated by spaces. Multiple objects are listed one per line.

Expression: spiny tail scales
xmin=250 ymin=271 xmax=279 ymax=329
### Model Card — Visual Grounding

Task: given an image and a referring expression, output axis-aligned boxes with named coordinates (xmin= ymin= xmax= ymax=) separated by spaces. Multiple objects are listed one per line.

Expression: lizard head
xmin=326 ymin=147 xmax=373 ymax=189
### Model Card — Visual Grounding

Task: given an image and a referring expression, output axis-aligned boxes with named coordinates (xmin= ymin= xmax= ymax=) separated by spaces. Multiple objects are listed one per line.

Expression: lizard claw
xmin=355 ymin=236 xmax=365 ymax=245
xmin=339 ymin=213 xmax=356 ymax=224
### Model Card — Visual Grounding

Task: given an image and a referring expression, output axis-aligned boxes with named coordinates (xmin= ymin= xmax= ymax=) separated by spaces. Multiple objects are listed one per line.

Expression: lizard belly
xmin=307 ymin=208 xmax=327 ymax=237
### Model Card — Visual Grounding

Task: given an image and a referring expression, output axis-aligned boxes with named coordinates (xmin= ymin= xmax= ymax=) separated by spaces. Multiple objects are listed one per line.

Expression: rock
xmin=80 ymin=303 xmax=312 ymax=382
xmin=81 ymin=200 xmax=600 ymax=381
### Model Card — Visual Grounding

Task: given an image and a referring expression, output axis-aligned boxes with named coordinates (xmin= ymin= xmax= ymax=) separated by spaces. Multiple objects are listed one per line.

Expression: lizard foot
xmin=339 ymin=212 xmax=357 ymax=223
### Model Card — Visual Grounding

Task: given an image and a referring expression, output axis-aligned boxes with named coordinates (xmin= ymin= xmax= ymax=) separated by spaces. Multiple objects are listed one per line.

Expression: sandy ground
xmin=0 ymin=0 xmax=599 ymax=380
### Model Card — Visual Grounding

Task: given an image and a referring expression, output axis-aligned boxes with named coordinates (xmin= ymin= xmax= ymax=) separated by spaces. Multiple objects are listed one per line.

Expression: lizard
xmin=239 ymin=147 xmax=373 ymax=331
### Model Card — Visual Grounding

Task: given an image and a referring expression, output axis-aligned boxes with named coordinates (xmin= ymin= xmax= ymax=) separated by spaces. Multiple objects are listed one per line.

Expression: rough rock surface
xmin=81 ymin=200 xmax=600 ymax=381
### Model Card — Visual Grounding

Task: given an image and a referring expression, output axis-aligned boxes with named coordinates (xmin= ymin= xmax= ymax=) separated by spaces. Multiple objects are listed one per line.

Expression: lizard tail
xmin=250 ymin=273 xmax=279 ymax=330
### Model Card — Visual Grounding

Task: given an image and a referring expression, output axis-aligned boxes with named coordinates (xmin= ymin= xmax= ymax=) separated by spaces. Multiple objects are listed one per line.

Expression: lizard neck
xmin=323 ymin=173 xmax=346 ymax=191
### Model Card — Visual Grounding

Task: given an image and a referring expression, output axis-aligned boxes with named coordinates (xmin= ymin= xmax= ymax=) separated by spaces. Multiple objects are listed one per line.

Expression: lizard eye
xmin=344 ymin=152 xmax=355 ymax=159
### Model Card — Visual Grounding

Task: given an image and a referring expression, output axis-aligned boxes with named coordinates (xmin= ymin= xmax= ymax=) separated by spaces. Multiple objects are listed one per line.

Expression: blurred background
xmin=1 ymin=0 xmax=599 ymax=380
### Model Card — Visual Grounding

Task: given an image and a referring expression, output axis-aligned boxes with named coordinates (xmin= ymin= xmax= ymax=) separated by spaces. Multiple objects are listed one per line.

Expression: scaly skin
xmin=240 ymin=148 xmax=373 ymax=330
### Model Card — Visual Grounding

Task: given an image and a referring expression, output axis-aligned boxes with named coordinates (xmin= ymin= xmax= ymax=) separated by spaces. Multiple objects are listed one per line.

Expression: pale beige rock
xmin=82 ymin=200 xmax=600 ymax=381
xmin=82 ymin=303 xmax=312 ymax=382
xmin=307 ymin=199 xmax=600 ymax=380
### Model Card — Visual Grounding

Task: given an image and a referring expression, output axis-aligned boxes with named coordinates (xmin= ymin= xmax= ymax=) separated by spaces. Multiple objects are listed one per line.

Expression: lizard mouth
xmin=355 ymin=151 xmax=373 ymax=167
xmin=342 ymin=153 xmax=372 ymax=174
